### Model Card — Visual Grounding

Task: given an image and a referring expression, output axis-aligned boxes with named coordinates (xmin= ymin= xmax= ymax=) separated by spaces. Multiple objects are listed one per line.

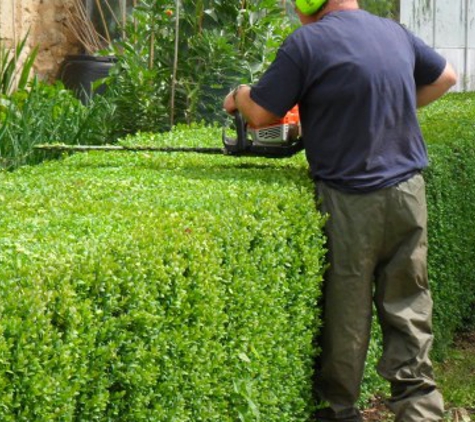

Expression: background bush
xmin=0 ymin=80 xmax=116 ymax=170
xmin=107 ymin=0 xmax=296 ymax=134
xmin=0 ymin=36 xmax=117 ymax=171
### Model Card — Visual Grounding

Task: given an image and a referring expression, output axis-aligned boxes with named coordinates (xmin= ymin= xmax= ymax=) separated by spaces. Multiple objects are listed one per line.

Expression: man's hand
xmin=222 ymin=84 xmax=281 ymax=128
xmin=223 ymin=87 xmax=239 ymax=114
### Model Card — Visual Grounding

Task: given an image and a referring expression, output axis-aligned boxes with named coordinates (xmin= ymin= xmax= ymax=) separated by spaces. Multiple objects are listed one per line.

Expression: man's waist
xmin=313 ymin=169 xmax=422 ymax=194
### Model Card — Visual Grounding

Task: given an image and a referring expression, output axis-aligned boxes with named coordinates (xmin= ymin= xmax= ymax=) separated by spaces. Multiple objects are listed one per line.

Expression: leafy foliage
xmin=0 ymin=36 xmax=118 ymax=171
xmin=0 ymin=33 xmax=38 ymax=96
xmin=420 ymin=93 xmax=475 ymax=357
xmin=107 ymin=0 xmax=296 ymax=134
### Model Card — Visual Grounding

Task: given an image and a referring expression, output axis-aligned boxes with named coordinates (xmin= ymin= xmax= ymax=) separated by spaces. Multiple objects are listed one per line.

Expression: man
xmin=223 ymin=0 xmax=457 ymax=421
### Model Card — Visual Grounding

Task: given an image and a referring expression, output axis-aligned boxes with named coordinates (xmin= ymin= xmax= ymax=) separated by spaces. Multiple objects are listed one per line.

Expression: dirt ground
xmin=362 ymin=396 xmax=475 ymax=421
xmin=362 ymin=396 xmax=392 ymax=421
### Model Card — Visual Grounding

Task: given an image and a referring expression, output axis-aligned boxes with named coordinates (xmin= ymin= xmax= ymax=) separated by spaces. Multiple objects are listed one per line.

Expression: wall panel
xmin=401 ymin=0 xmax=475 ymax=91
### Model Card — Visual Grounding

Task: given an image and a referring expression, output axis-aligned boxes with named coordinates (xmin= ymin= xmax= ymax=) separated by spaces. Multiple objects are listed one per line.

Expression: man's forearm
xmin=417 ymin=62 xmax=457 ymax=108
xmin=223 ymin=85 xmax=280 ymax=127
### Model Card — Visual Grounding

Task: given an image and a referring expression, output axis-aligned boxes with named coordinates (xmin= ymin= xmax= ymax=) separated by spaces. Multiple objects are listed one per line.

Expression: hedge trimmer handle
xmin=222 ymin=109 xmax=304 ymax=158
xmin=222 ymin=111 xmax=251 ymax=155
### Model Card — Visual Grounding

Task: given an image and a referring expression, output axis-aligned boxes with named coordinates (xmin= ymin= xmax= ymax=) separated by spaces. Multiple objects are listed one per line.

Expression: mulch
xmin=362 ymin=396 xmax=392 ymax=421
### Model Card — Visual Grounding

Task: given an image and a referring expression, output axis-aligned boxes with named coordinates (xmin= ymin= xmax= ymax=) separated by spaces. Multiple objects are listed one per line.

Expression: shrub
xmin=360 ymin=0 xmax=400 ymax=19
xmin=421 ymin=93 xmax=475 ymax=356
xmin=0 ymin=143 xmax=326 ymax=421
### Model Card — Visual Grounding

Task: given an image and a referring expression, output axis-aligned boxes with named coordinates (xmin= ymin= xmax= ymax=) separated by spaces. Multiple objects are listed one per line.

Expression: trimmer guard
xmin=222 ymin=112 xmax=304 ymax=158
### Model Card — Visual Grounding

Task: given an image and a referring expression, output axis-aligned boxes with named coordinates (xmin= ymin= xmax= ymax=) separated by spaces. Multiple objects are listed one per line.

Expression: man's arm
xmin=416 ymin=62 xmax=457 ymax=108
xmin=223 ymin=84 xmax=281 ymax=128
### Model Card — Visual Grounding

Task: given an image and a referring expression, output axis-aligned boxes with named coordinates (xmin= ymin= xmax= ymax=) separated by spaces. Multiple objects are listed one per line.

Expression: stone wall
xmin=0 ymin=0 xmax=81 ymax=81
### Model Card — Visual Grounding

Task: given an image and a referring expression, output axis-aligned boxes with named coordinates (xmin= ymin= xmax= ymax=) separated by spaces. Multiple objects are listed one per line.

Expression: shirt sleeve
xmin=409 ymin=32 xmax=447 ymax=86
xmin=250 ymin=45 xmax=304 ymax=118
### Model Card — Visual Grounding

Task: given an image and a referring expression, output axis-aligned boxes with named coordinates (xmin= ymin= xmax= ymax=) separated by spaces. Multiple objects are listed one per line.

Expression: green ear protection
xmin=295 ymin=0 xmax=328 ymax=15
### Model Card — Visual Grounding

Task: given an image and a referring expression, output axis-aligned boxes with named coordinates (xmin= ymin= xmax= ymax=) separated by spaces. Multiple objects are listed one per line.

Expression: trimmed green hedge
xmin=1 ymin=92 xmax=475 ymax=418
xmin=422 ymin=92 xmax=475 ymax=356
xmin=0 ymin=144 xmax=326 ymax=421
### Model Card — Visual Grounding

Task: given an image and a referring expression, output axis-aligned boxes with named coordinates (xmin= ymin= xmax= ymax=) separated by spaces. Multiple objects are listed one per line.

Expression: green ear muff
xmin=295 ymin=0 xmax=327 ymax=15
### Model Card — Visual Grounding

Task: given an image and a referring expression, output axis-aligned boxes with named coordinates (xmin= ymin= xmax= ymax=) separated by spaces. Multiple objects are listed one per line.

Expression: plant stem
xmin=94 ymin=0 xmax=112 ymax=45
xmin=170 ymin=0 xmax=180 ymax=128
xmin=149 ymin=32 xmax=154 ymax=70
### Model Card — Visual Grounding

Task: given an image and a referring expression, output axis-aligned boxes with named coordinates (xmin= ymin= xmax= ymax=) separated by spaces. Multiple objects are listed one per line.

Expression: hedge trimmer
xmin=35 ymin=107 xmax=303 ymax=159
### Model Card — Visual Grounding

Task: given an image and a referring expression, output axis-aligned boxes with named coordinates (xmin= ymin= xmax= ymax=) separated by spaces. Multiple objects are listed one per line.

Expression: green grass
xmin=436 ymin=332 xmax=475 ymax=412
xmin=362 ymin=333 xmax=475 ymax=421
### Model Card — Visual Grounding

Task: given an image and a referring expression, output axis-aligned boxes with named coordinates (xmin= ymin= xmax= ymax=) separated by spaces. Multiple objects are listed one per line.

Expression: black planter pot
xmin=58 ymin=55 xmax=117 ymax=104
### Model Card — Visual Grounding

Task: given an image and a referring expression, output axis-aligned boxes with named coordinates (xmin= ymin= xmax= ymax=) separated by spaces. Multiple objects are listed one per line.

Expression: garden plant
xmin=0 ymin=36 xmax=117 ymax=171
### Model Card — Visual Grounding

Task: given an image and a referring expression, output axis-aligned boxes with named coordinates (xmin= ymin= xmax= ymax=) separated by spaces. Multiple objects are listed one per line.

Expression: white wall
xmin=401 ymin=0 xmax=475 ymax=91
xmin=0 ymin=0 xmax=21 ymax=47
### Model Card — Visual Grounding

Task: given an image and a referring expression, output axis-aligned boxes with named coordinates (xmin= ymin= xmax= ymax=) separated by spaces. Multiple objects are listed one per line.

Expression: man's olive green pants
xmin=314 ymin=174 xmax=445 ymax=422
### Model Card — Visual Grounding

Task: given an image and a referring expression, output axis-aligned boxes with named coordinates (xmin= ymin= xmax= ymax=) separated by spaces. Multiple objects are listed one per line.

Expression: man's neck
xmin=316 ymin=0 xmax=359 ymax=20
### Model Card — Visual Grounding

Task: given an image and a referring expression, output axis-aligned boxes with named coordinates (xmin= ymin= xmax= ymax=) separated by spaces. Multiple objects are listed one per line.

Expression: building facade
xmin=401 ymin=0 xmax=475 ymax=91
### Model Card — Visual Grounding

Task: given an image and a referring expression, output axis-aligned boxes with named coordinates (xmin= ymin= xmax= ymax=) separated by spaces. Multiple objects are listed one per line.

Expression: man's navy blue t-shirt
xmin=250 ymin=10 xmax=447 ymax=193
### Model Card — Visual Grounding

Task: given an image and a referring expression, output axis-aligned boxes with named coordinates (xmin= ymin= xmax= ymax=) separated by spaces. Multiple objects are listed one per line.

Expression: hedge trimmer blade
xmin=35 ymin=144 xmax=225 ymax=154
xmin=36 ymin=109 xmax=304 ymax=159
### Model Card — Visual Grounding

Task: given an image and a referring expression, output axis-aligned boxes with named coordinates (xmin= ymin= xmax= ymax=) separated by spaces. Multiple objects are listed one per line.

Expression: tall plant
xmin=176 ymin=0 xmax=295 ymax=123
xmin=0 ymin=36 xmax=117 ymax=170
xmin=0 ymin=79 xmax=117 ymax=170
xmin=106 ymin=0 xmax=175 ymax=135
xmin=0 ymin=33 xmax=38 ymax=96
